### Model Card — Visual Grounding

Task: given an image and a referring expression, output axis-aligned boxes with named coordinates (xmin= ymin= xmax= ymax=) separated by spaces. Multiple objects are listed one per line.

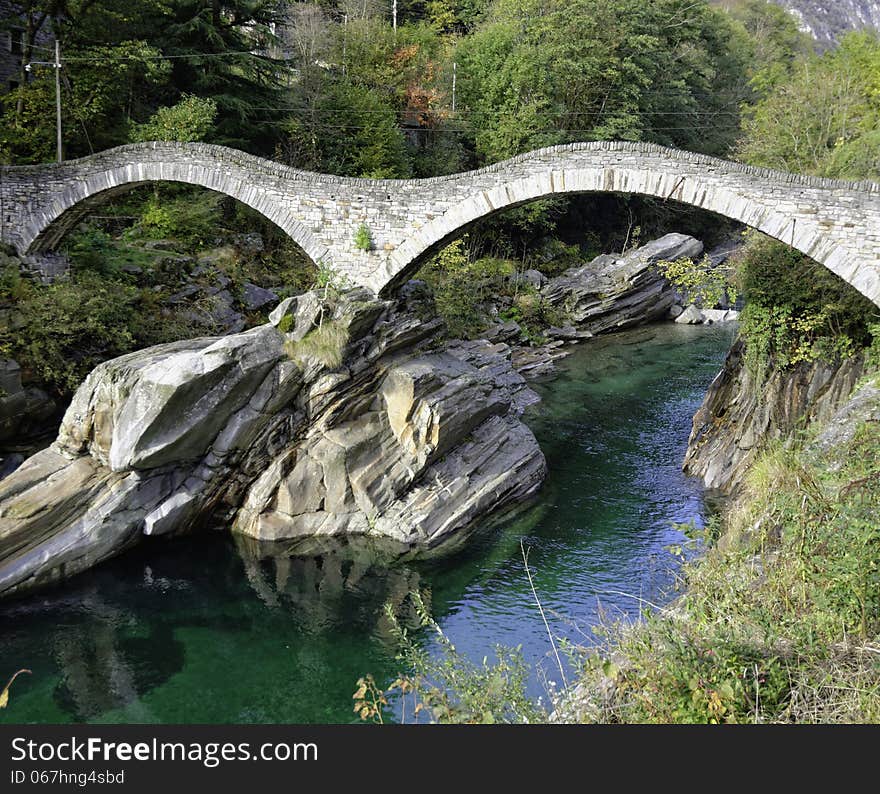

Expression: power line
xmin=248 ymin=118 xmax=745 ymax=134
xmin=25 ymin=42 xmax=284 ymax=62
xmin=64 ymin=50 xmax=283 ymax=63
xmin=264 ymin=106 xmax=744 ymax=116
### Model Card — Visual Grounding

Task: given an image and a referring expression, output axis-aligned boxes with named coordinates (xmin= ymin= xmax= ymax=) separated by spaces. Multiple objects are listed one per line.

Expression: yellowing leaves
xmin=0 ymin=669 xmax=31 ymax=710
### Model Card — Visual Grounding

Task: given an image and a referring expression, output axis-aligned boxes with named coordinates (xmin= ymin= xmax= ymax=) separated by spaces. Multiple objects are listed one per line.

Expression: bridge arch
xmin=384 ymin=159 xmax=878 ymax=303
xmin=9 ymin=143 xmax=330 ymax=269
xmin=2 ymin=140 xmax=878 ymax=306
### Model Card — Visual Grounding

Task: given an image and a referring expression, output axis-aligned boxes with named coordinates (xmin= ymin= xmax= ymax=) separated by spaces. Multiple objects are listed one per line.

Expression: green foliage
xmin=499 ymin=291 xmax=563 ymax=345
xmin=0 ymin=0 xmax=286 ymax=163
xmin=457 ymin=0 xmax=751 ymax=164
xmin=129 ymin=94 xmax=217 ymax=143
xmin=420 ymin=235 xmax=567 ymax=340
xmin=657 ymin=255 xmax=738 ymax=309
xmin=312 ymin=261 xmax=351 ymax=296
xmin=276 ymin=313 xmax=294 ymax=334
xmin=866 ymin=324 xmax=880 ymax=371
xmin=420 ymin=238 xmax=515 ymax=337
xmin=281 ymin=74 xmax=412 ymax=178
xmin=358 ymin=591 xmax=546 ymax=724
xmin=737 ymin=32 xmax=880 ymax=180
xmin=0 ymin=264 xmax=196 ymax=396
xmin=353 ymin=224 xmax=373 ymax=252
xmin=126 ymin=188 xmax=222 ymax=250
xmin=718 ymin=0 xmax=812 ymax=94
xmin=155 ymin=0 xmax=287 ymax=152
xmin=65 ymin=226 xmax=120 ymax=276
xmin=734 ymin=233 xmax=878 ymax=374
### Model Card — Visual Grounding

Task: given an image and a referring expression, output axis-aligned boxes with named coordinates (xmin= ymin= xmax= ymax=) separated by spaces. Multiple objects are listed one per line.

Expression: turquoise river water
xmin=1 ymin=322 xmax=735 ymax=723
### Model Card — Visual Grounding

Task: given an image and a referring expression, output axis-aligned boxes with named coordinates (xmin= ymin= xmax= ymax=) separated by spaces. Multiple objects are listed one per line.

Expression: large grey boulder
xmin=675 ymin=304 xmax=705 ymax=324
xmin=542 ymin=233 xmax=704 ymax=334
xmin=0 ymin=287 xmax=547 ymax=598
xmin=701 ymin=308 xmax=740 ymax=324
xmin=232 ymin=337 xmax=544 ymax=551
xmin=510 ymin=269 xmax=548 ymax=289
xmin=241 ymin=282 xmax=279 ymax=312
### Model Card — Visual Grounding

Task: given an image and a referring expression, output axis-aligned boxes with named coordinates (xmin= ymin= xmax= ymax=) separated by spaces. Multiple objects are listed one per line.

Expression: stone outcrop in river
xmin=0 ymin=284 xmax=546 ymax=599
xmin=500 ymin=233 xmax=705 ymax=378
xmin=683 ymin=339 xmax=868 ymax=492
xmin=541 ymin=233 xmax=703 ymax=333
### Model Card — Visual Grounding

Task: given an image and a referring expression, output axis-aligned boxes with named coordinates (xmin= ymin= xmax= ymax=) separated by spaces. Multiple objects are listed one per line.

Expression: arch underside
xmin=23 ymin=166 xmax=326 ymax=269
xmin=384 ymin=168 xmax=874 ymax=305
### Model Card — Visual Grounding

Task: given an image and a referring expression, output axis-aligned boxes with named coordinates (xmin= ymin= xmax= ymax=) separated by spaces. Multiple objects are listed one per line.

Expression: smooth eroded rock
xmin=0 ymin=286 xmax=548 ymax=598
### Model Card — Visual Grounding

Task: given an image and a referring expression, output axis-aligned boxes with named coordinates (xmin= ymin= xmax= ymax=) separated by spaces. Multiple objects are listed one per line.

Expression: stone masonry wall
xmin=1 ymin=140 xmax=879 ymax=305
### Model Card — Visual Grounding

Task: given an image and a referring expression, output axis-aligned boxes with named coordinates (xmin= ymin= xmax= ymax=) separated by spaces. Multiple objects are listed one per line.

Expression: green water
xmin=0 ymin=322 xmax=735 ymax=724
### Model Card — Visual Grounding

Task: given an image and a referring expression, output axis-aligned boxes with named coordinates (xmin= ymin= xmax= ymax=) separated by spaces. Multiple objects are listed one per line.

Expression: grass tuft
xmin=284 ymin=321 xmax=347 ymax=370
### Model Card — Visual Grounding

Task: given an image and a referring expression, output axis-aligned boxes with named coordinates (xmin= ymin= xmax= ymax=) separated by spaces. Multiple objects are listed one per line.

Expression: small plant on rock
xmin=354 ymin=223 xmax=373 ymax=252
xmin=656 ymin=255 xmax=737 ymax=309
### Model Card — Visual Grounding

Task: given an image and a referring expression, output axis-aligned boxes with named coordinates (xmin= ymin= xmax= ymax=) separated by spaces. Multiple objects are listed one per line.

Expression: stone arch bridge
xmin=1 ymin=140 xmax=879 ymax=305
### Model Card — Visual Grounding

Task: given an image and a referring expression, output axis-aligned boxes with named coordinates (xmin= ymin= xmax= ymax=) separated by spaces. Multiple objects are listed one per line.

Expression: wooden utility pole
xmin=393 ymin=0 xmax=397 ymax=34
xmin=55 ymin=39 xmax=62 ymax=163
xmin=452 ymin=61 xmax=456 ymax=113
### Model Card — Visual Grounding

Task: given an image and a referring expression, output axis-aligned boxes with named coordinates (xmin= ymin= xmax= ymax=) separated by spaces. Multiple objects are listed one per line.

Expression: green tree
xmin=737 ymin=32 xmax=880 ymax=180
xmin=456 ymin=0 xmax=751 ymax=164
xmin=1 ymin=38 xmax=171 ymax=162
xmin=154 ymin=0 xmax=289 ymax=153
xmin=129 ymin=94 xmax=218 ymax=142
xmin=718 ymin=0 xmax=812 ymax=94
xmin=282 ymin=74 xmax=412 ymax=177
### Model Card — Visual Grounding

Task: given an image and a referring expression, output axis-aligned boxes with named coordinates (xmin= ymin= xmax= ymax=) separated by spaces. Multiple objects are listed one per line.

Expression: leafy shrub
xmin=66 ymin=227 xmax=121 ymax=276
xmin=129 ymin=94 xmax=217 ymax=143
xmin=420 ymin=239 xmax=517 ymax=338
xmin=734 ymin=233 xmax=878 ymax=375
xmin=126 ymin=189 xmax=222 ymax=250
xmin=0 ymin=264 xmax=203 ymax=397
xmin=353 ymin=224 xmax=373 ymax=252
xmin=656 ymin=254 xmax=738 ymax=309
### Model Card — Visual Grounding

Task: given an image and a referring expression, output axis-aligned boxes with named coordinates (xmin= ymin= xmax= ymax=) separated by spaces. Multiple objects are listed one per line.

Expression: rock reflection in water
xmin=233 ymin=534 xmax=431 ymax=641
xmin=52 ymin=596 xmax=184 ymax=722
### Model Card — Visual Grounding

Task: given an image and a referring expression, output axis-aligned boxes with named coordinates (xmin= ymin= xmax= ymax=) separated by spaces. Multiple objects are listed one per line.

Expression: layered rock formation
xmin=541 ymin=233 xmax=703 ymax=334
xmin=493 ymin=233 xmax=705 ymax=378
xmin=770 ymin=0 xmax=880 ymax=50
xmin=683 ymin=339 xmax=867 ymax=492
xmin=0 ymin=284 xmax=546 ymax=599
xmin=0 ymin=358 xmax=55 ymax=443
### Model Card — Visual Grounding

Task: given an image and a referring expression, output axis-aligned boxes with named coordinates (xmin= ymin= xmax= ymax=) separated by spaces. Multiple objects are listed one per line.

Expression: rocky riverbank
xmin=683 ymin=339 xmax=868 ymax=492
xmin=484 ymin=233 xmax=738 ymax=379
xmin=0 ymin=284 xmax=546 ymax=599
xmin=0 ymin=231 xmax=742 ymax=599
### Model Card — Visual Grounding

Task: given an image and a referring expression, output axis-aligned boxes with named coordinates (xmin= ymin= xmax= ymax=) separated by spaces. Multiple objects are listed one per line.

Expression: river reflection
xmin=233 ymin=534 xmax=433 ymax=641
